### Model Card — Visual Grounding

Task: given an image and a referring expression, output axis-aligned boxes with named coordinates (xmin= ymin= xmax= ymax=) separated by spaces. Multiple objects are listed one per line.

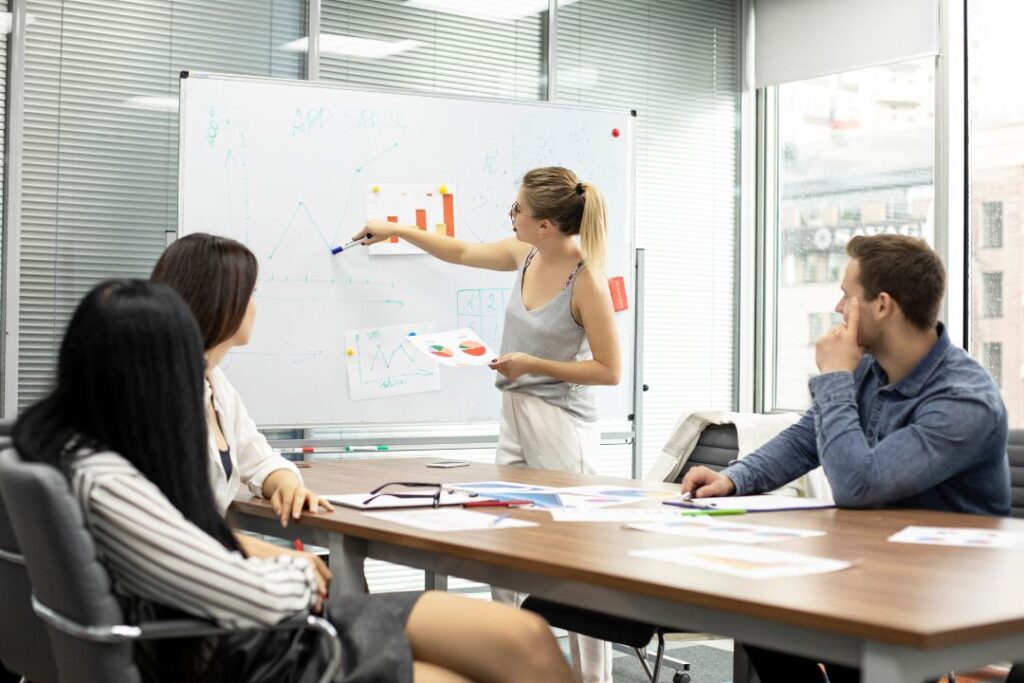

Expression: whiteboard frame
xmin=177 ymin=71 xmax=639 ymax=448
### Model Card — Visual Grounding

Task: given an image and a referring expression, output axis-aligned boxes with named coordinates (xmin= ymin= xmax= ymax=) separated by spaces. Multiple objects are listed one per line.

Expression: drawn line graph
xmin=330 ymin=141 xmax=400 ymax=246
xmin=268 ymin=201 xmax=332 ymax=259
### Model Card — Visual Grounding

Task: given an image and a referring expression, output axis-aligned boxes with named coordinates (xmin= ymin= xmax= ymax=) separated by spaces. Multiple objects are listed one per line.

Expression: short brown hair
xmin=151 ymin=233 xmax=258 ymax=350
xmin=846 ymin=234 xmax=945 ymax=330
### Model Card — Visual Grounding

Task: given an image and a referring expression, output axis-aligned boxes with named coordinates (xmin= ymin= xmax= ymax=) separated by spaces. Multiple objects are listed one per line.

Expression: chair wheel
xmin=673 ymin=673 xmax=691 ymax=683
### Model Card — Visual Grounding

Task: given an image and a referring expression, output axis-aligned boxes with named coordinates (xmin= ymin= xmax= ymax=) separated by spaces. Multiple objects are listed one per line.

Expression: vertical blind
xmin=557 ymin=0 xmax=739 ymax=470
xmin=17 ymin=0 xmax=302 ymax=407
xmin=0 ymin=3 xmax=9 ymax=375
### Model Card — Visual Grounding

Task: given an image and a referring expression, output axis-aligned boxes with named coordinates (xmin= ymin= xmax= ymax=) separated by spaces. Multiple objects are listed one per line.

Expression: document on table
xmin=631 ymin=545 xmax=851 ymax=579
xmin=665 ymin=494 xmax=835 ymax=512
xmin=451 ymin=481 xmax=558 ymax=494
xmin=364 ymin=508 xmax=538 ymax=532
xmin=626 ymin=518 xmax=826 ymax=544
xmin=888 ymin=526 xmax=1024 ymax=549
xmin=549 ymin=508 xmax=684 ymax=523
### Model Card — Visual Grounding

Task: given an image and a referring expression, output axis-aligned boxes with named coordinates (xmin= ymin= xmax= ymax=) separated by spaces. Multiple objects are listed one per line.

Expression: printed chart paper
xmin=366 ymin=183 xmax=457 ymax=256
xmin=627 ymin=518 xmax=827 ymax=544
xmin=345 ymin=322 xmax=440 ymax=400
xmin=407 ymin=328 xmax=497 ymax=367
xmin=888 ymin=526 xmax=1024 ymax=549
xmin=631 ymin=545 xmax=852 ymax=579
xmin=365 ymin=509 xmax=538 ymax=532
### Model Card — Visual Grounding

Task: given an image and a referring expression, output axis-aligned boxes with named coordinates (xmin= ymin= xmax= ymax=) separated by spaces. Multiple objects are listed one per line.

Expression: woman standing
xmin=354 ymin=167 xmax=620 ymax=682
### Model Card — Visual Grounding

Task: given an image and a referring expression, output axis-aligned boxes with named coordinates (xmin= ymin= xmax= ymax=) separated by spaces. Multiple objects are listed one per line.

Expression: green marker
xmin=679 ymin=509 xmax=746 ymax=517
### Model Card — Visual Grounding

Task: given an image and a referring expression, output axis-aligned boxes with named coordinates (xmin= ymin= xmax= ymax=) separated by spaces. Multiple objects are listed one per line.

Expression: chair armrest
xmin=33 ymin=597 xmax=342 ymax=683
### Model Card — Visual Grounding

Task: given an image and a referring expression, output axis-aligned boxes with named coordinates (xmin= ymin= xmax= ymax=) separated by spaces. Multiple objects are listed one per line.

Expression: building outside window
xmin=982 ymin=272 xmax=1004 ymax=318
xmin=982 ymin=341 xmax=1003 ymax=387
xmin=773 ymin=58 xmax=935 ymax=410
xmin=982 ymin=201 xmax=1004 ymax=248
xmin=968 ymin=0 xmax=1024 ymax=425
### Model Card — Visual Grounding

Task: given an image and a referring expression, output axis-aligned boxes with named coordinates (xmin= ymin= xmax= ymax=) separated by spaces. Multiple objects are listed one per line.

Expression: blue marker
xmin=331 ymin=236 xmax=372 ymax=255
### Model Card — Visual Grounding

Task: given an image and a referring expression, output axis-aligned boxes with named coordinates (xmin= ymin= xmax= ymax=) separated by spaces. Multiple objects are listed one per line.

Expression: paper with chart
xmin=888 ymin=526 xmax=1024 ymax=549
xmin=365 ymin=508 xmax=538 ymax=531
xmin=345 ymin=322 xmax=440 ymax=400
xmin=407 ymin=328 xmax=497 ymax=367
xmin=366 ymin=184 xmax=457 ymax=256
xmin=627 ymin=518 xmax=826 ymax=544
xmin=631 ymin=545 xmax=852 ymax=579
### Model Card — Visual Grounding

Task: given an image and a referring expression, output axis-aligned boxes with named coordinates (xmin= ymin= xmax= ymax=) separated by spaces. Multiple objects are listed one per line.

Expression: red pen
xmin=293 ymin=539 xmax=305 ymax=552
xmin=463 ymin=499 xmax=532 ymax=507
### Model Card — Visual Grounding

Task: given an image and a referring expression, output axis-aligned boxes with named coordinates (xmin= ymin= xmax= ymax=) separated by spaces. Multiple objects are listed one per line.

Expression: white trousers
xmin=492 ymin=391 xmax=614 ymax=683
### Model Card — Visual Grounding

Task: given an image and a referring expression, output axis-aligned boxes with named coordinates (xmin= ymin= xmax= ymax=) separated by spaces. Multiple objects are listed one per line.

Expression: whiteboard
xmin=178 ymin=73 xmax=635 ymax=428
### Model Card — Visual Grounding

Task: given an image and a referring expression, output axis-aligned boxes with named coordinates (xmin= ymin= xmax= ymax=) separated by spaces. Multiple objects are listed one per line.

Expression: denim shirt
xmin=721 ymin=324 xmax=1011 ymax=515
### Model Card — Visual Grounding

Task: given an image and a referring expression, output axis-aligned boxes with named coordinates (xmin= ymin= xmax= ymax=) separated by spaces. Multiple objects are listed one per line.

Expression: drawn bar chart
xmin=367 ymin=184 xmax=456 ymax=255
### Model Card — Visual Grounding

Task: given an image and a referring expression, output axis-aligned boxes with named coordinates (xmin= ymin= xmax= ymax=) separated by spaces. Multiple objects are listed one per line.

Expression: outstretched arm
xmin=352 ymin=220 xmax=531 ymax=271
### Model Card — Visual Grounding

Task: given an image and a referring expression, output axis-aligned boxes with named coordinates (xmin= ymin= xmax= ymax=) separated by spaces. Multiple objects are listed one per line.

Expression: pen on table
xmin=330 ymin=236 xmax=371 ymax=255
xmin=464 ymin=499 xmax=532 ymax=508
xmin=490 ymin=513 xmax=510 ymax=527
xmin=343 ymin=445 xmax=390 ymax=452
xmin=293 ymin=539 xmax=305 ymax=552
xmin=679 ymin=509 xmax=746 ymax=517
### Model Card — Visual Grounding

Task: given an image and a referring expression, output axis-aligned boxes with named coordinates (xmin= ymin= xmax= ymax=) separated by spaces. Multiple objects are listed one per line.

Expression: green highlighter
xmin=679 ymin=509 xmax=746 ymax=517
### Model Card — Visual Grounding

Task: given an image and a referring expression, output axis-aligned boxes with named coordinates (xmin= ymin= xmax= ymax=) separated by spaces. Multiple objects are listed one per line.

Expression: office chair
xmin=0 ymin=455 xmax=59 ymax=683
xmin=0 ymin=448 xmax=342 ymax=683
xmin=522 ymin=423 xmax=739 ymax=683
xmin=1009 ymin=428 xmax=1023 ymax=519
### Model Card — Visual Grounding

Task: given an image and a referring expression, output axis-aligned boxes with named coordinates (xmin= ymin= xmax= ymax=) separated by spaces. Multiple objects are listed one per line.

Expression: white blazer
xmin=205 ymin=367 xmax=301 ymax=514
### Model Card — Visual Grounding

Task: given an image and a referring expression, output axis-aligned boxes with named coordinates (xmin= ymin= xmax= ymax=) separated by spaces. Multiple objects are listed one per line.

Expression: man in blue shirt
xmin=682 ymin=234 xmax=1011 ymax=683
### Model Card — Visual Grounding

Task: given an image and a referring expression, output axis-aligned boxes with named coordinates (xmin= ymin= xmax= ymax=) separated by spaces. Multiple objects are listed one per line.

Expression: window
xmin=771 ymin=59 xmax=935 ymax=410
xmin=982 ymin=342 xmax=1003 ymax=388
xmin=982 ymin=201 xmax=1003 ymax=248
xmin=807 ymin=312 xmax=828 ymax=345
xmin=968 ymin=0 xmax=1023 ymax=425
xmin=982 ymin=272 xmax=1003 ymax=318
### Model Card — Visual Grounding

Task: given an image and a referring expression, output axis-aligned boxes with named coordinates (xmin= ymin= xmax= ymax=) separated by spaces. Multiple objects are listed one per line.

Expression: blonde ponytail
xmin=578 ymin=182 xmax=607 ymax=275
xmin=520 ymin=166 xmax=609 ymax=274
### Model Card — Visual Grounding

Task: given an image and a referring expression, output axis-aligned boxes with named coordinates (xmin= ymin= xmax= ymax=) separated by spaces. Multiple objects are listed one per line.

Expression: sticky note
xmin=608 ymin=276 xmax=628 ymax=312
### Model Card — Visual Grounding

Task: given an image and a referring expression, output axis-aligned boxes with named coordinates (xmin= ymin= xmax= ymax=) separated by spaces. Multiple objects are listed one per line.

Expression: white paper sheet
xmin=549 ymin=509 xmax=684 ymax=523
xmin=558 ymin=485 xmax=679 ymax=501
xmin=365 ymin=508 xmax=538 ymax=531
xmin=631 ymin=545 xmax=851 ymax=579
xmin=888 ymin=526 xmax=1024 ymax=549
xmin=406 ymin=328 xmax=497 ymax=367
xmin=344 ymin=322 xmax=440 ymax=400
xmin=627 ymin=519 xmax=826 ymax=544
xmin=668 ymin=494 xmax=835 ymax=512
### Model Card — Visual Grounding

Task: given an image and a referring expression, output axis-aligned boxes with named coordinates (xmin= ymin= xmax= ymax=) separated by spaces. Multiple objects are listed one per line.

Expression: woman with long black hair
xmin=13 ymin=280 xmax=573 ymax=683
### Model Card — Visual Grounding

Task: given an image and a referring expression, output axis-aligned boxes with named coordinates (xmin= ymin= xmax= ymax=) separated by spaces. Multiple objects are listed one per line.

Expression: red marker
xmin=294 ymin=539 xmax=305 ymax=552
xmin=611 ymin=128 xmax=620 ymax=138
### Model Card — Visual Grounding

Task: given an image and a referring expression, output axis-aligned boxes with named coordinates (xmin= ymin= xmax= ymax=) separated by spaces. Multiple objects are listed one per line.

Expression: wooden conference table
xmin=231 ymin=458 xmax=1024 ymax=683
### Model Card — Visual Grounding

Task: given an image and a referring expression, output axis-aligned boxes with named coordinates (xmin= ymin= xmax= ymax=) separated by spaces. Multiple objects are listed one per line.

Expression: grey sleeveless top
xmin=495 ymin=249 xmax=598 ymax=422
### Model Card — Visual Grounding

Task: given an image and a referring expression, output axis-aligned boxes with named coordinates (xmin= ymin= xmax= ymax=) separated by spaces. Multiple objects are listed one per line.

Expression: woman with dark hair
xmin=13 ymin=279 xmax=574 ymax=683
xmin=151 ymin=233 xmax=331 ymax=571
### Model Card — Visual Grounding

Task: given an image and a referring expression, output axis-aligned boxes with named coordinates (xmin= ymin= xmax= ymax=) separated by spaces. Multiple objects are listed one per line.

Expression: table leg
xmin=425 ymin=572 xmax=449 ymax=591
xmin=328 ymin=534 xmax=368 ymax=595
xmin=862 ymin=643 xmax=923 ymax=683
xmin=733 ymin=641 xmax=755 ymax=683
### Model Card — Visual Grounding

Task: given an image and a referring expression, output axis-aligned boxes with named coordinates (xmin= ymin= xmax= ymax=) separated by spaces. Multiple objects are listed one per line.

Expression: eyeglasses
xmin=509 ymin=201 xmax=536 ymax=225
xmin=362 ymin=481 xmax=443 ymax=508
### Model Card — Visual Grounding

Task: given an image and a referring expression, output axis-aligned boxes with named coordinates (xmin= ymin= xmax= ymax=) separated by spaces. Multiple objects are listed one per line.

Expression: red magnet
xmin=611 ymin=128 xmax=620 ymax=138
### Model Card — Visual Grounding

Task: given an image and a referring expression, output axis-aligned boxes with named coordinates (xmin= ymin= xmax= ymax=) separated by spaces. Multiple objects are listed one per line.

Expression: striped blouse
xmin=70 ymin=450 xmax=317 ymax=629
